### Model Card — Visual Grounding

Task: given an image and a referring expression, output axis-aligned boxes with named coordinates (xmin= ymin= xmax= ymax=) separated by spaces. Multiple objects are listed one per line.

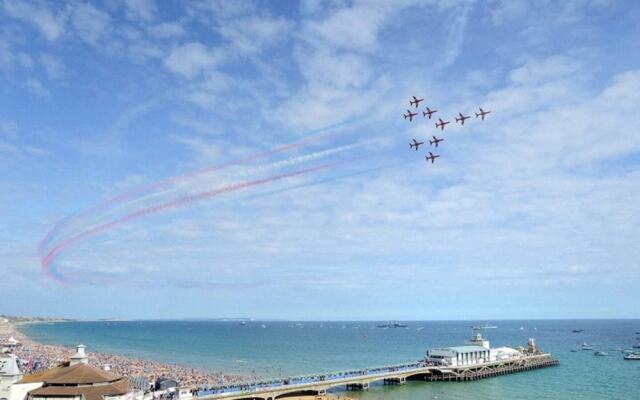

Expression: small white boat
xmin=581 ymin=342 xmax=593 ymax=350
xmin=594 ymin=351 xmax=609 ymax=356
xmin=624 ymin=352 xmax=640 ymax=360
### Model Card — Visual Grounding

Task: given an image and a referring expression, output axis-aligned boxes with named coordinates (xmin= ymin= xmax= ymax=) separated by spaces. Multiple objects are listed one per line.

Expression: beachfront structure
xmin=426 ymin=332 xmax=522 ymax=367
xmin=8 ymin=345 xmax=141 ymax=400
xmin=1 ymin=338 xmax=21 ymax=354
xmin=1 ymin=354 xmax=23 ymax=400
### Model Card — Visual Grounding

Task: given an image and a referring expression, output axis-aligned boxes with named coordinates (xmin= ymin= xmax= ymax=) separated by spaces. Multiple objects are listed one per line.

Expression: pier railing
xmin=196 ymin=361 xmax=427 ymax=397
xmin=195 ymin=353 xmax=558 ymax=399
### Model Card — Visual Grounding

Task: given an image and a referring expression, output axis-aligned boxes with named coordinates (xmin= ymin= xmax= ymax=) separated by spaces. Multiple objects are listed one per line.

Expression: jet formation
xmin=405 ymin=96 xmax=491 ymax=165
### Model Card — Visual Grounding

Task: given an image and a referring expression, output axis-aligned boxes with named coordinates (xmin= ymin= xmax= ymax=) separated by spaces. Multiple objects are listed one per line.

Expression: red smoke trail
xmin=38 ymin=133 xmax=336 ymax=260
xmin=41 ymin=157 xmax=360 ymax=281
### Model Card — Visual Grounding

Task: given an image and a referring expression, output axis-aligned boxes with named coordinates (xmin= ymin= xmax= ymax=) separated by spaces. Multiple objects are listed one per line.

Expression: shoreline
xmin=1 ymin=319 xmax=251 ymax=389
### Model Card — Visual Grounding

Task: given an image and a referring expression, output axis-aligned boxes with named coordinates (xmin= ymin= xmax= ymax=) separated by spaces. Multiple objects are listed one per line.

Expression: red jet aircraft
xmin=435 ymin=118 xmax=450 ymax=130
xmin=423 ymin=107 xmax=437 ymax=119
xmin=409 ymin=96 xmax=424 ymax=108
xmin=425 ymin=152 xmax=440 ymax=164
xmin=455 ymin=112 xmax=470 ymax=125
xmin=475 ymin=107 xmax=491 ymax=120
xmin=409 ymin=138 xmax=424 ymax=150
xmin=404 ymin=110 xmax=418 ymax=121
xmin=429 ymin=136 xmax=444 ymax=147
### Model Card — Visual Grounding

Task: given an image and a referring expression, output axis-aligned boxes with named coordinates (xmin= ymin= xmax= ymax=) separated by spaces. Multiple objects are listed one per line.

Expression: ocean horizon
xmin=19 ymin=318 xmax=640 ymax=400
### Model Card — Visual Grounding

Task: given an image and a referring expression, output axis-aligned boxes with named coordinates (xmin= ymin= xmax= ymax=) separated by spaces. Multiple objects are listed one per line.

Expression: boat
xmin=594 ymin=351 xmax=609 ymax=356
xmin=581 ymin=342 xmax=593 ymax=350
xmin=470 ymin=324 xmax=497 ymax=330
xmin=570 ymin=349 xmax=578 ymax=352
xmin=632 ymin=344 xmax=640 ymax=349
xmin=624 ymin=352 xmax=640 ymax=360
xmin=239 ymin=321 xmax=247 ymax=326
xmin=377 ymin=322 xmax=408 ymax=328
xmin=416 ymin=327 xmax=425 ymax=331
xmin=571 ymin=329 xmax=584 ymax=333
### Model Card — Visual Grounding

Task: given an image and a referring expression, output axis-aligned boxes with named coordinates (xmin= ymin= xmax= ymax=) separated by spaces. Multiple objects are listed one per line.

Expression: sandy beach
xmin=0 ymin=319 xmax=249 ymax=389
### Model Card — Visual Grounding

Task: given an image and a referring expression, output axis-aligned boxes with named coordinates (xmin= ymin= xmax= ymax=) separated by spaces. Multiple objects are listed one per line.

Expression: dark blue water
xmin=21 ymin=320 xmax=640 ymax=400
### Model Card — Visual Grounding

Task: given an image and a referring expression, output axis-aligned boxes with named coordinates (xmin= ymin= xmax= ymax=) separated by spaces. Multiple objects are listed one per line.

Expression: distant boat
xmin=416 ymin=327 xmax=425 ymax=331
xmin=377 ymin=322 xmax=408 ymax=328
xmin=239 ymin=321 xmax=246 ymax=326
xmin=570 ymin=349 xmax=578 ymax=352
xmin=632 ymin=344 xmax=640 ymax=349
xmin=519 ymin=327 xmax=524 ymax=330
xmin=572 ymin=329 xmax=584 ymax=333
xmin=261 ymin=324 xmax=267 ymax=329
xmin=581 ymin=342 xmax=593 ymax=350
xmin=471 ymin=324 xmax=497 ymax=330
xmin=624 ymin=352 xmax=640 ymax=360
xmin=594 ymin=351 xmax=609 ymax=356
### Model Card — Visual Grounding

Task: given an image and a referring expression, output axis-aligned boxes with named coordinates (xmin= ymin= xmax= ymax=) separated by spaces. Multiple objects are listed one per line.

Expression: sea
xmin=19 ymin=319 xmax=640 ymax=400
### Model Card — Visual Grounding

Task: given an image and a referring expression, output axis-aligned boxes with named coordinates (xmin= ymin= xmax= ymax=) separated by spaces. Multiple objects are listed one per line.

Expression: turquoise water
xmin=21 ymin=320 xmax=640 ymax=399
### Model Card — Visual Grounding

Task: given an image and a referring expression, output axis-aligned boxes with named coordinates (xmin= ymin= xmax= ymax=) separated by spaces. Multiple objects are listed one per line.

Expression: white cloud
xmin=67 ymin=2 xmax=111 ymax=45
xmin=124 ymin=0 xmax=157 ymax=21
xmin=0 ymin=34 xmax=33 ymax=70
xmin=148 ymin=22 xmax=185 ymax=38
xmin=302 ymin=3 xmax=391 ymax=53
xmin=2 ymin=0 xmax=66 ymax=41
xmin=438 ymin=0 xmax=474 ymax=68
xmin=171 ymin=134 xmax=224 ymax=162
xmin=217 ymin=15 xmax=292 ymax=55
xmin=0 ymin=120 xmax=17 ymax=137
xmin=40 ymin=53 xmax=64 ymax=80
xmin=164 ymin=42 xmax=223 ymax=78
xmin=25 ymin=78 xmax=48 ymax=96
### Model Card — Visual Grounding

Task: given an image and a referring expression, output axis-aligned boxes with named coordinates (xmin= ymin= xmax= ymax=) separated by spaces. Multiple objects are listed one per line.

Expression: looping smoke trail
xmin=38 ymin=118 xmax=360 ymax=258
xmin=42 ymin=157 xmax=365 ymax=281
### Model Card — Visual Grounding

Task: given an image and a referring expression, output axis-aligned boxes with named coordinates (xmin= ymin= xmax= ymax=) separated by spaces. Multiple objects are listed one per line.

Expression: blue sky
xmin=1 ymin=0 xmax=640 ymax=320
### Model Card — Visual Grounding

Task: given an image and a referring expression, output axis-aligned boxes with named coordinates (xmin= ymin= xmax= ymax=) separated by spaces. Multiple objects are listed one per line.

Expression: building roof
xmin=29 ymin=378 xmax=134 ymax=400
xmin=1 ymin=336 xmax=20 ymax=345
xmin=443 ymin=345 xmax=488 ymax=354
xmin=19 ymin=363 xmax=120 ymax=385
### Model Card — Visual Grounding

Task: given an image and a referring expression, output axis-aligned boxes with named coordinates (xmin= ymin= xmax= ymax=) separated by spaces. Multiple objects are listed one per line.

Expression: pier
xmin=196 ymin=354 xmax=558 ymax=400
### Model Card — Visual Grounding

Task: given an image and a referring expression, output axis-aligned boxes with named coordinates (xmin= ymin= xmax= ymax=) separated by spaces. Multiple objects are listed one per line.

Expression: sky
xmin=1 ymin=0 xmax=640 ymax=321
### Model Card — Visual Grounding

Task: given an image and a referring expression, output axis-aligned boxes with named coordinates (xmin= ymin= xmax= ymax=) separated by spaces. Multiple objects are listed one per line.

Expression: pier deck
xmin=196 ymin=354 xmax=558 ymax=400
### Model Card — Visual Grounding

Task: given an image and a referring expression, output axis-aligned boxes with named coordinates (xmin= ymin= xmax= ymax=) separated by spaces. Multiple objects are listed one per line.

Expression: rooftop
xmin=432 ymin=345 xmax=488 ymax=354
xmin=29 ymin=379 xmax=133 ymax=400
xmin=19 ymin=362 xmax=120 ymax=385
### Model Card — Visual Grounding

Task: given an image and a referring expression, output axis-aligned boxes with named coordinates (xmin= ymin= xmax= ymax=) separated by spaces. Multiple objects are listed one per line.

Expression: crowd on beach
xmin=0 ymin=321 xmax=249 ymax=389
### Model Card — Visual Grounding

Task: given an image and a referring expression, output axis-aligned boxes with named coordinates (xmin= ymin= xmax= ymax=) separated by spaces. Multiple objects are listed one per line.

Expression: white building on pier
xmin=426 ymin=332 xmax=523 ymax=367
